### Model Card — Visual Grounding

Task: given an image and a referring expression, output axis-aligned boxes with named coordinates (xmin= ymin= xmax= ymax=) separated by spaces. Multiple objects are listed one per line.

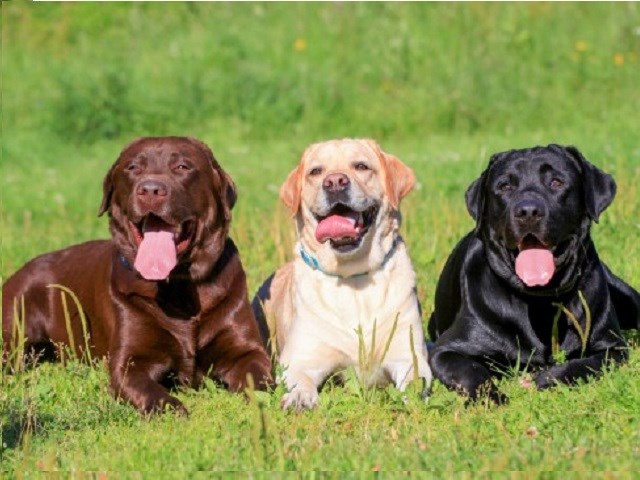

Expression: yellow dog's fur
xmin=259 ymin=139 xmax=431 ymax=410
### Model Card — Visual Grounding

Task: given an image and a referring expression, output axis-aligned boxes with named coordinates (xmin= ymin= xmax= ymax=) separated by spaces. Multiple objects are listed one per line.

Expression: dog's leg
xmin=382 ymin=326 xmax=432 ymax=396
xmin=535 ymin=348 xmax=628 ymax=389
xmin=280 ymin=365 xmax=333 ymax=411
xmin=430 ymin=348 xmax=506 ymax=404
xmin=602 ymin=262 xmax=640 ymax=330
xmin=279 ymin=340 xmax=340 ymax=411
xmin=109 ymin=350 xmax=187 ymax=416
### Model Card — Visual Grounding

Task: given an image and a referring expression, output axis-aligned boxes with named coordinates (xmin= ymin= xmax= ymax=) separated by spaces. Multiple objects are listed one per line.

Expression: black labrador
xmin=428 ymin=144 xmax=640 ymax=403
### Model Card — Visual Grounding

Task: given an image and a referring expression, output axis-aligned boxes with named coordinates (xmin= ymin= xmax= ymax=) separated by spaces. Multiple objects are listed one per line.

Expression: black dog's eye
xmin=498 ymin=182 xmax=514 ymax=194
xmin=309 ymin=167 xmax=323 ymax=176
xmin=354 ymin=162 xmax=370 ymax=171
xmin=549 ymin=178 xmax=564 ymax=189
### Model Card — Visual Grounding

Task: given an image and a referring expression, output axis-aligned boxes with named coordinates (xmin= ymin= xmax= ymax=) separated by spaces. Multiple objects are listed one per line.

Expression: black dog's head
xmin=465 ymin=144 xmax=616 ymax=292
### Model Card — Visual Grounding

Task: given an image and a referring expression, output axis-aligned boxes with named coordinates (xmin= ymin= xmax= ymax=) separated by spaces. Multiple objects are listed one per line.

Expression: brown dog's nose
xmin=322 ymin=173 xmax=350 ymax=192
xmin=136 ymin=180 xmax=168 ymax=198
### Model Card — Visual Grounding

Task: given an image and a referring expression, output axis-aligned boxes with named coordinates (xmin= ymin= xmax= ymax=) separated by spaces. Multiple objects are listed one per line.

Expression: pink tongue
xmin=515 ymin=248 xmax=555 ymax=287
xmin=315 ymin=214 xmax=359 ymax=243
xmin=134 ymin=231 xmax=177 ymax=280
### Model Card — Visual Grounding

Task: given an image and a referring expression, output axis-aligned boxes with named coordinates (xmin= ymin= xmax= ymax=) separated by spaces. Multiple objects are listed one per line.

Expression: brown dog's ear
xmin=365 ymin=140 xmax=415 ymax=209
xmin=188 ymin=137 xmax=237 ymax=221
xmin=98 ymin=161 xmax=117 ymax=217
xmin=561 ymin=145 xmax=616 ymax=223
xmin=218 ymin=169 xmax=238 ymax=221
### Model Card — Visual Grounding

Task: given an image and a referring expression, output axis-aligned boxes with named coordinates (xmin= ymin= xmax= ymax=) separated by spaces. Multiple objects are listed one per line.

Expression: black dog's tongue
xmin=134 ymin=217 xmax=177 ymax=280
xmin=515 ymin=249 xmax=555 ymax=287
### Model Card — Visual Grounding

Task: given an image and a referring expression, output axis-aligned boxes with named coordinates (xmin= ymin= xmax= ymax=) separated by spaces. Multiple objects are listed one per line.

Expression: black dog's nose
xmin=136 ymin=180 xmax=168 ymax=198
xmin=322 ymin=173 xmax=350 ymax=192
xmin=514 ymin=199 xmax=545 ymax=221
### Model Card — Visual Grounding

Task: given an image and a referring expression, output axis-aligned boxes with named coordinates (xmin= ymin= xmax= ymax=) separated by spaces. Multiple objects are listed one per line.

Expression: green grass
xmin=2 ymin=1 xmax=640 ymax=474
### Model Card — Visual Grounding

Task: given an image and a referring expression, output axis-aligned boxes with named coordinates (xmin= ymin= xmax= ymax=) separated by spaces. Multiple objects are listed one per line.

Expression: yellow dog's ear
xmin=280 ymin=163 xmax=304 ymax=216
xmin=281 ymin=144 xmax=320 ymax=216
xmin=364 ymin=139 xmax=416 ymax=209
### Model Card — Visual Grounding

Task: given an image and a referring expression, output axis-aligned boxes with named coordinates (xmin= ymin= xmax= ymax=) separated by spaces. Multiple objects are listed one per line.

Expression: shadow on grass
xmin=1 ymin=405 xmax=56 ymax=452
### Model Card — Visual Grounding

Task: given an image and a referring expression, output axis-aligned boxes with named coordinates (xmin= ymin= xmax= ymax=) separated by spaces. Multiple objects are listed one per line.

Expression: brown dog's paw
xmin=140 ymin=395 xmax=189 ymax=417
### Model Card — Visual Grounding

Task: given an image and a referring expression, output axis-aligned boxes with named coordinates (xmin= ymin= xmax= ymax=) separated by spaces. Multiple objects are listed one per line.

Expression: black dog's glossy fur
xmin=428 ymin=145 xmax=640 ymax=403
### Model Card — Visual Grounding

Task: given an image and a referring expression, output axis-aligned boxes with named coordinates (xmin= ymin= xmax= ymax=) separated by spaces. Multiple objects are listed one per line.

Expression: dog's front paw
xmin=281 ymin=387 xmax=319 ymax=412
xmin=140 ymin=394 xmax=188 ymax=417
xmin=535 ymin=366 xmax=565 ymax=390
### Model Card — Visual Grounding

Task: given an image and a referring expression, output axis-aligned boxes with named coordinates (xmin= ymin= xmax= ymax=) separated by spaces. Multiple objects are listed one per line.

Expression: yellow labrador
xmin=253 ymin=139 xmax=431 ymax=410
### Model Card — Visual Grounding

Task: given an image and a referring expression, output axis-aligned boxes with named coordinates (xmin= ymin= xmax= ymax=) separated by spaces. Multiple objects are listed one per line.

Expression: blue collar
xmin=299 ymin=236 xmax=402 ymax=278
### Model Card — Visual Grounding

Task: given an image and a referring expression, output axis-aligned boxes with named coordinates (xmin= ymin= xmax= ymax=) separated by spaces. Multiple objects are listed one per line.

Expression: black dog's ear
xmin=465 ymin=176 xmax=484 ymax=222
xmin=98 ymin=161 xmax=117 ymax=217
xmin=465 ymin=152 xmax=506 ymax=224
xmin=564 ymin=146 xmax=617 ymax=222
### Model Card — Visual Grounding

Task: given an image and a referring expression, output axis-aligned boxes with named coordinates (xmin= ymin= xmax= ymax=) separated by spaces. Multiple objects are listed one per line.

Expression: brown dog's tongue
xmin=515 ymin=249 xmax=555 ymax=287
xmin=315 ymin=214 xmax=359 ymax=243
xmin=134 ymin=231 xmax=177 ymax=280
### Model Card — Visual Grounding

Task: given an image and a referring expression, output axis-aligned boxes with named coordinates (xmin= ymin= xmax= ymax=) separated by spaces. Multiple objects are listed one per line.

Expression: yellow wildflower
xmin=575 ymin=40 xmax=588 ymax=52
xmin=294 ymin=38 xmax=307 ymax=52
xmin=614 ymin=53 xmax=624 ymax=66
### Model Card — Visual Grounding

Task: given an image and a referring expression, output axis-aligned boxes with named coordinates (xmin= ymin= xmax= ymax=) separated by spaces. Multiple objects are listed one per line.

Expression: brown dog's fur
xmin=2 ymin=137 xmax=272 ymax=414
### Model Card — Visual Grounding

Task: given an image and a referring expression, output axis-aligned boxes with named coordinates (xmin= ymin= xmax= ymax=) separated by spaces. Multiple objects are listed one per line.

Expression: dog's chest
xmin=293 ymin=257 xmax=416 ymax=332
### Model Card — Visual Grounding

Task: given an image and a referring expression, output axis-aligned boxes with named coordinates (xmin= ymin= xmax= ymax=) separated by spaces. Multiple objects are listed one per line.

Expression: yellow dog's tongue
xmin=315 ymin=214 xmax=359 ymax=243
xmin=515 ymin=248 xmax=555 ymax=287
xmin=134 ymin=231 xmax=177 ymax=280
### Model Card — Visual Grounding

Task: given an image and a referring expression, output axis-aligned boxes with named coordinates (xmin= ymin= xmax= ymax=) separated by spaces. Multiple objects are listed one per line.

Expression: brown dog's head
xmin=280 ymin=138 xmax=415 ymax=276
xmin=99 ymin=137 xmax=237 ymax=281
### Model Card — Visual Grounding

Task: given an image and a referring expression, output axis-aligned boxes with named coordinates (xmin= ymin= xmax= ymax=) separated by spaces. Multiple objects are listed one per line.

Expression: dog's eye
xmin=354 ymin=162 xmax=370 ymax=171
xmin=498 ymin=182 xmax=514 ymax=193
xmin=549 ymin=178 xmax=564 ymax=189
xmin=126 ymin=164 xmax=140 ymax=173
xmin=309 ymin=167 xmax=323 ymax=176
xmin=175 ymin=164 xmax=191 ymax=171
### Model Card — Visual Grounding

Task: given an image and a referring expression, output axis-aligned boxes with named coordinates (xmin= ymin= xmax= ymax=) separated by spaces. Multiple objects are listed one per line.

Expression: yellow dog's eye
xmin=354 ymin=162 xmax=369 ymax=171
xmin=309 ymin=167 xmax=323 ymax=176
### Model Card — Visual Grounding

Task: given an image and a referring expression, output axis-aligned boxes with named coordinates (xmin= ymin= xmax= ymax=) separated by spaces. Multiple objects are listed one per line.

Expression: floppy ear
xmin=382 ymin=153 xmax=416 ymax=209
xmin=280 ymin=163 xmax=303 ymax=216
xmin=189 ymin=137 xmax=237 ymax=221
xmin=365 ymin=140 xmax=415 ymax=209
xmin=217 ymin=168 xmax=238 ymax=221
xmin=564 ymin=145 xmax=616 ymax=222
xmin=464 ymin=176 xmax=484 ymax=222
xmin=465 ymin=151 xmax=507 ymax=224
xmin=98 ymin=161 xmax=117 ymax=217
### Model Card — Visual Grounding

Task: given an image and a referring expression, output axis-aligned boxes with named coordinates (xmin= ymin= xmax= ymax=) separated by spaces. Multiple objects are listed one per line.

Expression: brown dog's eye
xmin=550 ymin=178 xmax=564 ymax=189
xmin=126 ymin=164 xmax=140 ymax=173
xmin=309 ymin=167 xmax=323 ymax=176
xmin=354 ymin=162 xmax=370 ymax=171
xmin=175 ymin=164 xmax=191 ymax=171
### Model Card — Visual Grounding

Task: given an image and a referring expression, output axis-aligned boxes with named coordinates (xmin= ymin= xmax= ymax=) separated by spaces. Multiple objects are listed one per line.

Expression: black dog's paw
xmin=463 ymin=381 xmax=508 ymax=406
xmin=534 ymin=366 xmax=566 ymax=390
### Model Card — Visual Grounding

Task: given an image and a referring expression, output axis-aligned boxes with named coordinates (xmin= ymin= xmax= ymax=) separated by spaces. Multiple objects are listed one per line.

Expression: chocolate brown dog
xmin=428 ymin=145 xmax=640 ymax=403
xmin=2 ymin=137 xmax=272 ymax=414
